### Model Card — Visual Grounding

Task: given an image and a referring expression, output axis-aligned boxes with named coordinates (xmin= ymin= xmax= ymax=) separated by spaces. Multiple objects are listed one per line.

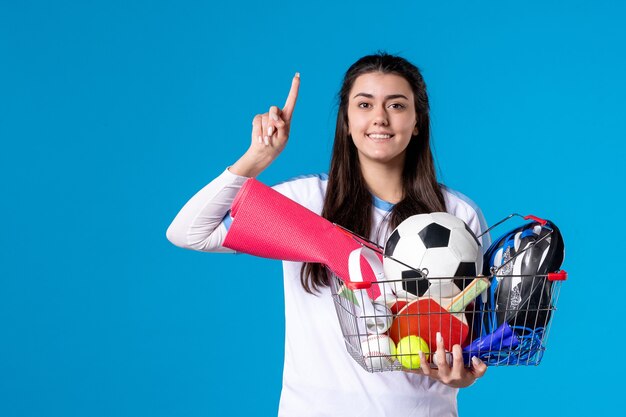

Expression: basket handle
xmin=346 ymin=281 xmax=373 ymax=290
xmin=478 ymin=213 xmax=549 ymax=239
xmin=548 ymin=270 xmax=568 ymax=281
xmin=523 ymin=214 xmax=547 ymax=226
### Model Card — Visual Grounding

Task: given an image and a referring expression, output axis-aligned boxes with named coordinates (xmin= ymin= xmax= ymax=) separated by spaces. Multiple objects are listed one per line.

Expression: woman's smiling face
xmin=347 ymin=72 xmax=418 ymax=167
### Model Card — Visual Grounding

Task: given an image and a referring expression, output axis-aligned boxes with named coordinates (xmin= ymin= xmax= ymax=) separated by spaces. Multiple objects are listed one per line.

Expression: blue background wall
xmin=2 ymin=1 xmax=624 ymax=415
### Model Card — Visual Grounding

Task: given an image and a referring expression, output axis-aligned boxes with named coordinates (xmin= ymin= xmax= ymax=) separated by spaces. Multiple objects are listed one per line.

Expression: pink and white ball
xmin=360 ymin=334 xmax=397 ymax=371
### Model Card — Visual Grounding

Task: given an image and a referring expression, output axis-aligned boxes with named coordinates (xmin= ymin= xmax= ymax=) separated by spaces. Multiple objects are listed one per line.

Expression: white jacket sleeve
xmin=165 ymin=167 xmax=249 ymax=253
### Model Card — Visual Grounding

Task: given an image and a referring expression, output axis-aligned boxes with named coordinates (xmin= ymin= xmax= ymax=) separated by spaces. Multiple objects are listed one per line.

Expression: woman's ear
xmin=413 ymin=125 xmax=419 ymax=136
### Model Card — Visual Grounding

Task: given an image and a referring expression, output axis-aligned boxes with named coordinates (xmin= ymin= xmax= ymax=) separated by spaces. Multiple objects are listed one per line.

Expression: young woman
xmin=167 ymin=52 xmax=489 ymax=416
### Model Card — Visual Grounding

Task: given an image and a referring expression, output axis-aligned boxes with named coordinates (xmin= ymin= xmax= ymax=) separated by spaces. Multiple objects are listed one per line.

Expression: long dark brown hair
xmin=300 ymin=52 xmax=446 ymax=294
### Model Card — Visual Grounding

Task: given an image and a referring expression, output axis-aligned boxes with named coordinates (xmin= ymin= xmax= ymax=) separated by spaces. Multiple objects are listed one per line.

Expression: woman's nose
xmin=373 ymin=108 xmax=389 ymax=126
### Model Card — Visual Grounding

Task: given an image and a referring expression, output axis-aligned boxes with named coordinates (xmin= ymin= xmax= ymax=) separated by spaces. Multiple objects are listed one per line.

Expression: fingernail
xmin=271 ymin=113 xmax=279 ymax=122
xmin=258 ymin=135 xmax=262 ymax=144
xmin=264 ymin=136 xmax=269 ymax=146
xmin=268 ymin=126 xmax=274 ymax=136
xmin=295 ymin=72 xmax=300 ymax=78
xmin=471 ymin=356 xmax=483 ymax=366
xmin=436 ymin=332 xmax=443 ymax=344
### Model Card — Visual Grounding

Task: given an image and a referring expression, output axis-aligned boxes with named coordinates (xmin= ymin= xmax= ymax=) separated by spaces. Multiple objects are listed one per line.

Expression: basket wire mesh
xmin=331 ymin=273 xmax=564 ymax=373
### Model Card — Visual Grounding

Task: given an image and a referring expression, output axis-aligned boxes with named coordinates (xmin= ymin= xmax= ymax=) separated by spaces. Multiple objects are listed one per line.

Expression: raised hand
xmin=230 ymin=73 xmax=300 ymax=178
xmin=255 ymin=72 xmax=300 ymax=148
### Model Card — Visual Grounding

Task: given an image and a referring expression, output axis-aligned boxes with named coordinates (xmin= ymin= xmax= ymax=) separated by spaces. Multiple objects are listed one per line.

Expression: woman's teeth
xmin=368 ymin=134 xmax=393 ymax=139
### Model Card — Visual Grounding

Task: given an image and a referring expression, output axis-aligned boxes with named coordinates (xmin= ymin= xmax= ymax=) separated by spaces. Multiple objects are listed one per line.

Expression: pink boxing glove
xmin=222 ymin=178 xmax=382 ymax=299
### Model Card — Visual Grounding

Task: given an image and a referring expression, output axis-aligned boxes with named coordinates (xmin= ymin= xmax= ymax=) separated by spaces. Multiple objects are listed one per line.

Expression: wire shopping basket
xmin=330 ymin=213 xmax=567 ymax=373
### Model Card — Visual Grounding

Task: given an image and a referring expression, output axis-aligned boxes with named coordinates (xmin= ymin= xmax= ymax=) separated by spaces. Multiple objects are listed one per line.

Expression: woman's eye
xmin=389 ymin=103 xmax=406 ymax=109
xmin=358 ymin=102 xmax=371 ymax=108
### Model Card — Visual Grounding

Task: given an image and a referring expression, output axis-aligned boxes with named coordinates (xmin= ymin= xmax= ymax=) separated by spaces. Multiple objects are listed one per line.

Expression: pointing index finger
xmin=281 ymin=72 xmax=300 ymax=121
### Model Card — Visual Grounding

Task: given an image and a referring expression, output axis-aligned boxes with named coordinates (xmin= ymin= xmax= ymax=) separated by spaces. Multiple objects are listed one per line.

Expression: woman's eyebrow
xmin=352 ymin=93 xmax=409 ymax=100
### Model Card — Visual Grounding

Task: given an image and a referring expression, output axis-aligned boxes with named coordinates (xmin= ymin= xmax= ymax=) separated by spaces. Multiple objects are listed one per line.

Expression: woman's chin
xmin=358 ymin=150 xmax=406 ymax=166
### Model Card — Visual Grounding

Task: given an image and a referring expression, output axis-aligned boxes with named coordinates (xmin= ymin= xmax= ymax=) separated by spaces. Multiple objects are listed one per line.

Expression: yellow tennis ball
xmin=397 ymin=336 xmax=430 ymax=369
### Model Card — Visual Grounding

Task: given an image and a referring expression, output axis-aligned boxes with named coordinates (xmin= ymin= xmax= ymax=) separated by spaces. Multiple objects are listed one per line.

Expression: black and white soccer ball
xmin=383 ymin=212 xmax=483 ymax=298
